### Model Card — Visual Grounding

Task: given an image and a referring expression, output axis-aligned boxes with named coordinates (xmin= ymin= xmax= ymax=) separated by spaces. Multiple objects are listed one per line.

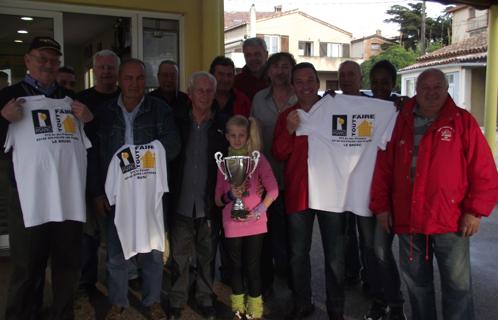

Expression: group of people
xmin=0 ymin=34 xmax=497 ymax=320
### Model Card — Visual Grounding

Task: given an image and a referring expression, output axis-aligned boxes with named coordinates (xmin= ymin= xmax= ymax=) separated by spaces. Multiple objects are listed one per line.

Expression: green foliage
xmin=385 ymin=2 xmax=452 ymax=51
xmin=361 ymin=45 xmax=418 ymax=92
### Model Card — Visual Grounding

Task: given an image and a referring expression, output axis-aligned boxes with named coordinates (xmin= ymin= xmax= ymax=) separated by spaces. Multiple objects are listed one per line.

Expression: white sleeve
xmin=4 ymin=124 xmax=15 ymax=153
xmin=378 ymin=110 xmax=399 ymax=150
xmin=295 ymin=109 xmax=311 ymax=136
xmin=156 ymin=140 xmax=169 ymax=194
xmin=105 ymin=155 xmax=119 ymax=206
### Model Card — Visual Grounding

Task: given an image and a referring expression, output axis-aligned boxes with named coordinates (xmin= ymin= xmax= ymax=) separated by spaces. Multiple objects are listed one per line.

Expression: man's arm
xmin=156 ymin=102 xmax=181 ymax=162
xmin=272 ymin=109 xmax=297 ymax=162
xmin=461 ymin=113 xmax=498 ymax=218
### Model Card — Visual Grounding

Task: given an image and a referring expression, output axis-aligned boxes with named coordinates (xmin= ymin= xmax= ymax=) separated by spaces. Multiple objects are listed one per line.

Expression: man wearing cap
xmin=0 ymin=36 xmax=93 ymax=320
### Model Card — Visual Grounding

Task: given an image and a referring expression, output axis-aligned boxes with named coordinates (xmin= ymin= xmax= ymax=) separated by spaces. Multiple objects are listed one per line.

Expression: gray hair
xmin=93 ymin=49 xmax=120 ymax=68
xmin=416 ymin=68 xmax=448 ymax=89
xmin=188 ymin=71 xmax=217 ymax=92
xmin=243 ymin=37 xmax=267 ymax=51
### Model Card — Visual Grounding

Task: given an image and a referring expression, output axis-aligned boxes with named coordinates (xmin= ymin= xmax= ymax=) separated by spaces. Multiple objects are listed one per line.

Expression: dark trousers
xmin=78 ymin=233 xmax=99 ymax=294
xmin=374 ymin=222 xmax=404 ymax=307
xmin=263 ymin=195 xmax=290 ymax=290
xmin=345 ymin=212 xmax=362 ymax=282
xmin=5 ymin=190 xmax=83 ymax=320
xmin=170 ymin=215 xmax=214 ymax=308
xmin=288 ymin=210 xmax=346 ymax=315
xmin=210 ymin=207 xmax=230 ymax=282
xmin=225 ymin=234 xmax=264 ymax=297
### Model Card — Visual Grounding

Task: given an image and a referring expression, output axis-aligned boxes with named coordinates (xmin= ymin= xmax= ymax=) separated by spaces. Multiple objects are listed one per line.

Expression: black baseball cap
xmin=28 ymin=36 xmax=62 ymax=55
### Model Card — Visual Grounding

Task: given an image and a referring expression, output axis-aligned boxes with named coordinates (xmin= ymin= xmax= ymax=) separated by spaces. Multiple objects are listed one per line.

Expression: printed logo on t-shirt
xmin=32 ymin=110 xmax=53 ymax=134
xmin=118 ymin=147 xmax=136 ymax=173
xmin=352 ymin=114 xmax=375 ymax=137
xmin=332 ymin=115 xmax=347 ymax=136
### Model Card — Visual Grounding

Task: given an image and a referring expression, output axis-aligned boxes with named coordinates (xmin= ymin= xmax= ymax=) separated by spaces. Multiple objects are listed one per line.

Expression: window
xmin=299 ymin=41 xmax=313 ymax=56
xmin=319 ymin=42 xmax=349 ymax=58
xmin=468 ymin=7 xmax=476 ymax=19
xmin=370 ymin=43 xmax=381 ymax=50
xmin=405 ymin=78 xmax=415 ymax=97
xmin=446 ymin=72 xmax=459 ymax=102
xmin=264 ymin=35 xmax=280 ymax=54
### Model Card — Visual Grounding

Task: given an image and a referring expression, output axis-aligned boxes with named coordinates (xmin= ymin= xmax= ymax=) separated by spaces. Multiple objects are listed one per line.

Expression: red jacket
xmin=234 ymin=66 xmax=269 ymax=102
xmin=272 ymin=103 xmax=309 ymax=214
xmin=232 ymin=88 xmax=251 ymax=117
xmin=370 ymin=96 xmax=498 ymax=235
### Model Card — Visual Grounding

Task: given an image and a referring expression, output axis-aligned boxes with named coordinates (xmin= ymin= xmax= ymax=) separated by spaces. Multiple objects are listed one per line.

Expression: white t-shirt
xmin=105 ymin=140 xmax=168 ymax=259
xmin=4 ymin=95 xmax=91 ymax=227
xmin=296 ymin=94 xmax=398 ymax=216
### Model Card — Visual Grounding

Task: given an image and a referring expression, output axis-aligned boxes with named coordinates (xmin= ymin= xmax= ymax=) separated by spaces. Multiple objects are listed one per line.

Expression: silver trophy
xmin=215 ymin=151 xmax=260 ymax=219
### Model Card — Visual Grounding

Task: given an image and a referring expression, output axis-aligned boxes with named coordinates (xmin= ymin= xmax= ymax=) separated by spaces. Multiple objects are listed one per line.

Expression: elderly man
xmin=76 ymin=49 xmax=121 ymax=298
xmin=168 ymin=72 xmax=228 ymax=320
xmin=337 ymin=60 xmax=375 ymax=295
xmin=234 ymin=37 xmax=269 ymax=101
xmin=149 ymin=60 xmax=189 ymax=113
xmin=90 ymin=58 xmax=180 ymax=320
xmin=251 ymin=52 xmax=297 ymax=295
xmin=0 ymin=36 xmax=93 ymax=320
xmin=370 ymin=68 xmax=498 ymax=320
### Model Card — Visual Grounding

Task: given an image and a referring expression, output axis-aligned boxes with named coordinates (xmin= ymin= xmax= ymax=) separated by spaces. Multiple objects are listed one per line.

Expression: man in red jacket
xmin=370 ymin=68 xmax=498 ymax=320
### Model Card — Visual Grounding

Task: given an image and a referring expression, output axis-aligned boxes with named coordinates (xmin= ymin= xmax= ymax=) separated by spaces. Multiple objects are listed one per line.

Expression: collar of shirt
xmin=23 ymin=74 xmax=58 ymax=96
xmin=413 ymin=104 xmax=437 ymax=121
xmin=117 ymin=94 xmax=144 ymax=116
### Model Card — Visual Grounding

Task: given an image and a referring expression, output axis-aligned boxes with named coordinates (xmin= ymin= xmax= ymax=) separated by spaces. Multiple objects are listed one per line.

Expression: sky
xmin=224 ymin=0 xmax=449 ymax=39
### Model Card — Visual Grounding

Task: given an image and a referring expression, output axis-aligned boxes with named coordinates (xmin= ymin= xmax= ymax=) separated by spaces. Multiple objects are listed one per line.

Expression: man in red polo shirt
xmin=234 ymin=37 xmax=269 ymax=101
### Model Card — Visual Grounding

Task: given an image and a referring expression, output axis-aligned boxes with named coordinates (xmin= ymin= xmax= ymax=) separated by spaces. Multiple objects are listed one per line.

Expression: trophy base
xmin=231 ymin=209 xmax=248 ymax=220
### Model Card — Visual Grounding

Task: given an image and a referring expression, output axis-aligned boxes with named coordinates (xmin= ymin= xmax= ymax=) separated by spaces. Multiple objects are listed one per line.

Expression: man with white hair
xmin=168 ymin=72 xmax=228 ymax=320
xmin=76 ymin=49 xmax=121 ymax=298
xmin=370 ymin=68 xmax=498 ymax=320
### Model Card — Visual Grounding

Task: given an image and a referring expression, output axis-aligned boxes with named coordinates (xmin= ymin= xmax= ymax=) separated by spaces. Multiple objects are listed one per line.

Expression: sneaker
xmin=147 ymin=303 xmax=167 ymax=320
xmin=386 ymin=306 xmax=407 ymax=320
xmin=364 ymin=301 xmax=387 ymax=320
xmin=105 ymin=305 xmax=126 ymax=320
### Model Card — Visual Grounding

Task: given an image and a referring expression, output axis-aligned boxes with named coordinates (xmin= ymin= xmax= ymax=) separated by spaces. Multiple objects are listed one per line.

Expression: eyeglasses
xmin=29 ymin=54 xmax=61 ymax=65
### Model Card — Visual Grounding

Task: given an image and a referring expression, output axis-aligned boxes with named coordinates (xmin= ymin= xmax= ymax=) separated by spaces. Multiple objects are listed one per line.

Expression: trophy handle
xmin=214 ymin=152 xmax=228 ymax=180
xmin=248 ymin=150 xmax=260 ymax=178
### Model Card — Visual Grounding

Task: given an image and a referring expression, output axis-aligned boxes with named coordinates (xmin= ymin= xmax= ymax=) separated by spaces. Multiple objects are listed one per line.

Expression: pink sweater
xmin=215 ymin=154 xmax=278 ymax=238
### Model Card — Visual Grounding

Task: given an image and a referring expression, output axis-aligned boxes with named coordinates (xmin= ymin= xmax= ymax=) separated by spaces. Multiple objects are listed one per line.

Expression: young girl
xmin=215 ymin=115 xmax=278 ymax=320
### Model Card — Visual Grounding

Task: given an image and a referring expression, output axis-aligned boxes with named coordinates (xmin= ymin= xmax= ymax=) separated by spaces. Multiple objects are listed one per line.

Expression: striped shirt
xmin=411 ymin=106 xmax=436 ymax=180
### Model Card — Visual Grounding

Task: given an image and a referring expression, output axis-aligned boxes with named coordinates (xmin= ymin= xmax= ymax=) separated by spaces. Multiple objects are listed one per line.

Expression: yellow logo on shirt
xmin=357 ymin=120 xmax=373 ymax=137
xmin=141 ymin=150 xmax=156 ymax=169
xmin=63 ymin=116 xmax=76 ymax=133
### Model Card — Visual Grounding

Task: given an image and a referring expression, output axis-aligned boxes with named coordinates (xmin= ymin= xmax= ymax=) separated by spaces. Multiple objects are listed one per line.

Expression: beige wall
xmin=452 ymin=7 xmax=488 ymax=43
xmin=471 ymin=67 xmax=486 ymax=125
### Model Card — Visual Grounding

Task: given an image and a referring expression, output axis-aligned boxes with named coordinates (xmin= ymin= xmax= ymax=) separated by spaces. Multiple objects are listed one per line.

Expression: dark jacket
xmin=89 ymin=94 xmax=181 ymax=197
xmin=168 ymin=107 xmax=229 ymax=220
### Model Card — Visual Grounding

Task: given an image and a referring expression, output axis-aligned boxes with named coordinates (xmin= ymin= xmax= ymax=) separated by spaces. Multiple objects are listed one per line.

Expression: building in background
xmin=399 ymin=5 xmax=489 ymax=125
xmin=350 ymin=30 xmax=395 ymax=60
xmin=225 ymin=5 xmax=360 ymax=91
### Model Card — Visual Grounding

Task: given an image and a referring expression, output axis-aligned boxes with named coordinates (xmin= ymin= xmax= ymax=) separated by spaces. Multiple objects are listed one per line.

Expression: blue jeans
xmin=399 ymin=233 xmax=473 ymax=320
xmin=288 ymin=210 xmax=346 ymax=315
xmin=105 ymin=213 xmax=164 ymax=307
xmin=373 ymin=222 xmax=404 ymax=307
